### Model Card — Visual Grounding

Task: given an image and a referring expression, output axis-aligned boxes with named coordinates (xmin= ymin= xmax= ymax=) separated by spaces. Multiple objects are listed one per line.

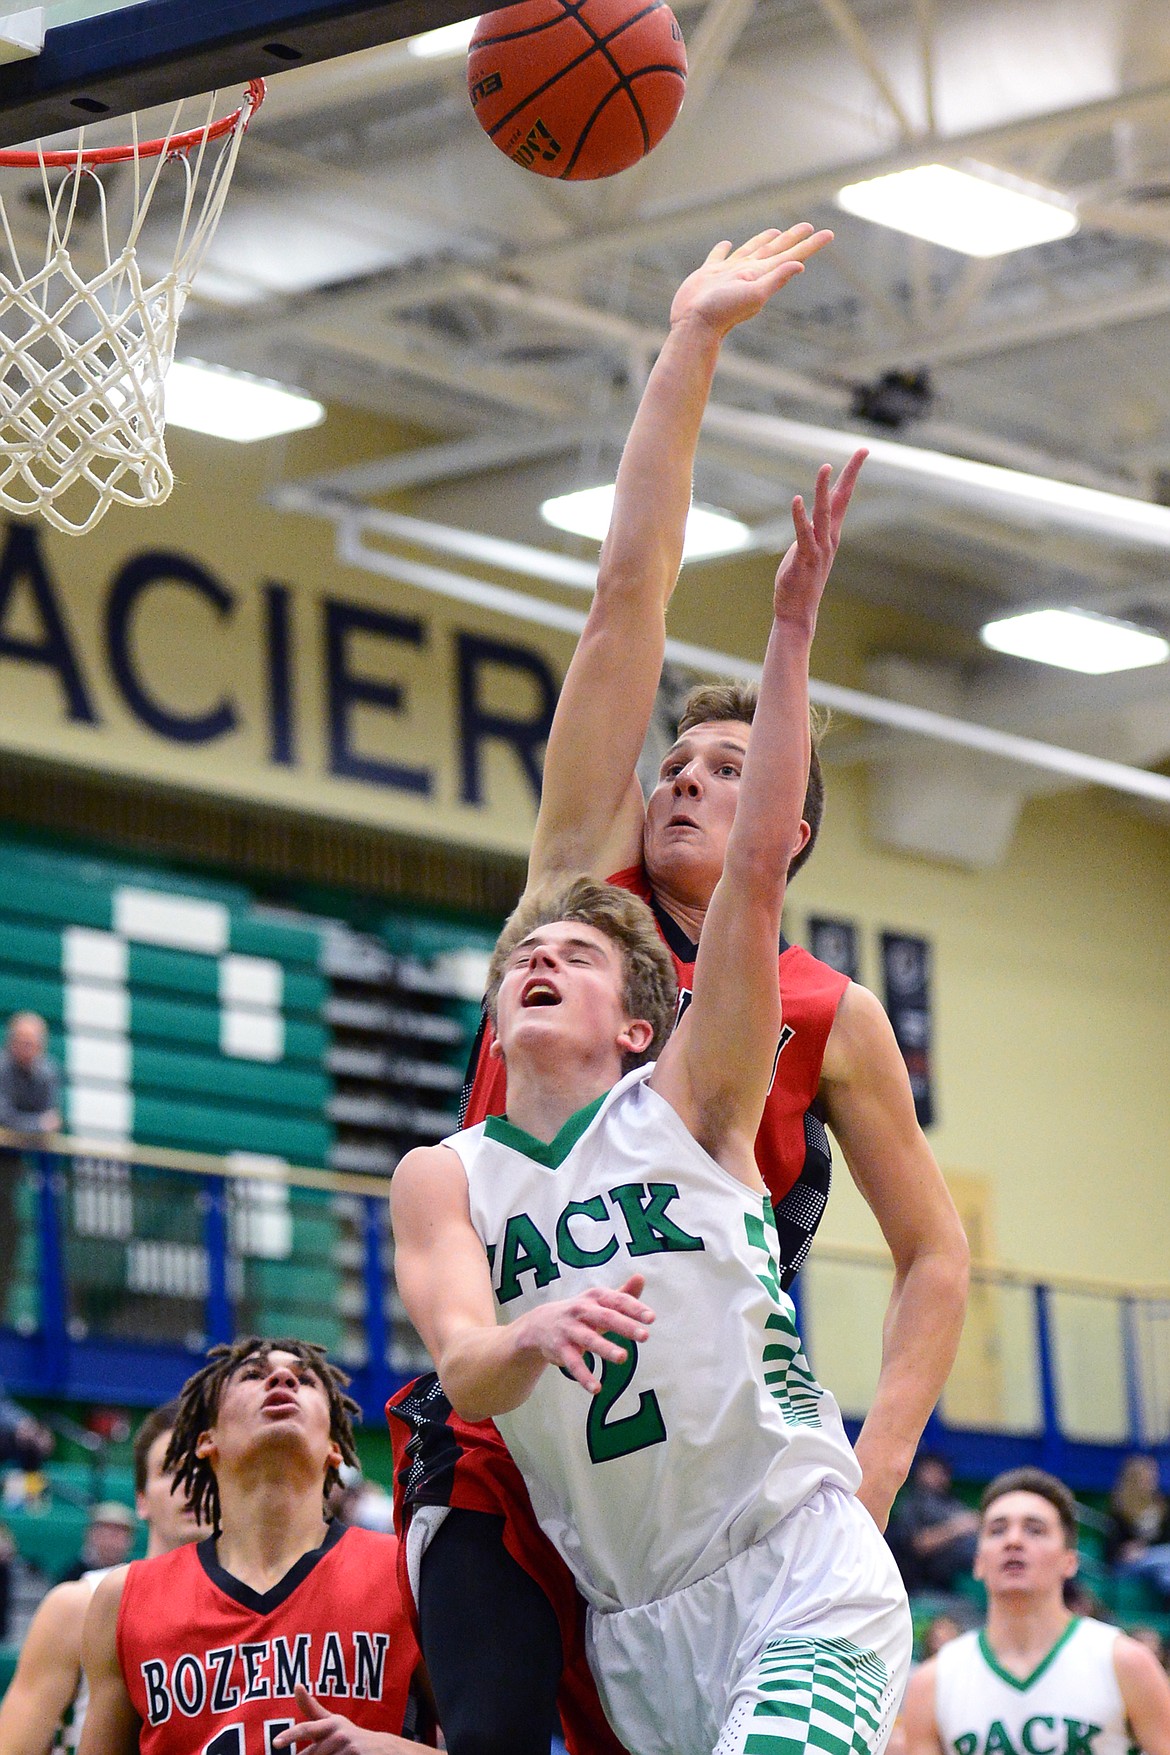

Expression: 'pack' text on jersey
xmin=487 ymin=1181 xmax=706 ymax=1305
xmin=951 ymin=1718 xmax=1105 ymax=1755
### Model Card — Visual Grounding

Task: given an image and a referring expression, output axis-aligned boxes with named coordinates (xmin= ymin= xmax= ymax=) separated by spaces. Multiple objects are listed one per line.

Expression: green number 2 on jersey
xmin=582 ymin=1333 xmax=667 ymax=1463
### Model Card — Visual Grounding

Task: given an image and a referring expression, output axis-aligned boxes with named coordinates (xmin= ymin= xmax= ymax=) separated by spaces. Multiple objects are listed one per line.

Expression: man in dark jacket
xmin=0 ymin=1010 xmax=61 ymax=1320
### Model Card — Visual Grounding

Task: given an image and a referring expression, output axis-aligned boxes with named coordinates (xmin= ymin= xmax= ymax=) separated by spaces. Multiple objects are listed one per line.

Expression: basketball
xmin=467 ymin=0 xmax=687 ymax=181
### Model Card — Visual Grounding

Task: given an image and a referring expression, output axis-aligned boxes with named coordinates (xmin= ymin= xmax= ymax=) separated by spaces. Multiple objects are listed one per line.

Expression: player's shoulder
xmin=390 ymin=1140 xmax=471 ymax=1206
xmin=329 ymin=1521 xmax=399 ymax=1558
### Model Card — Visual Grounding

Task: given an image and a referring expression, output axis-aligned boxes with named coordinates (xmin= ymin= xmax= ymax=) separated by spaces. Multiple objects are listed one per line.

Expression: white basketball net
xmin=0 ymin=87 xmax=261 ymax=535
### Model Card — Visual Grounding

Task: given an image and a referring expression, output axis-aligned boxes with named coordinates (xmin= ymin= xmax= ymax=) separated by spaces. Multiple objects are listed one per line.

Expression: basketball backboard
xmin=0 ymin=0 xmax=515 ymax=145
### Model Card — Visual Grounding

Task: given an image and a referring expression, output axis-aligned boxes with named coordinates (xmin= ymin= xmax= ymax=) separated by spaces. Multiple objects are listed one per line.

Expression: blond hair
xmin=486 ymin=876 xmax=677 ymax=1072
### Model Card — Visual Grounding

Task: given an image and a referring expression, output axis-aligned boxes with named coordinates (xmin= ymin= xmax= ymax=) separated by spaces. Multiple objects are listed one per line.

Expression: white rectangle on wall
xmin=219 ymin=954 xmax=283 ymax=1009
xmin=220 ymin=1009 xmax=284 ymax=1062
xmin=62 ymin=927 xmax=128 ymax=983
xmin=67 ymin=1084 xmax=133 ymax=1138
xmin=114 ymin=887 xmax=229 ymax=955
xmin=64 ymin=983 xmax=130 ymax=1035
xmin=66 ymin=1034 xmax=132 ymax=1085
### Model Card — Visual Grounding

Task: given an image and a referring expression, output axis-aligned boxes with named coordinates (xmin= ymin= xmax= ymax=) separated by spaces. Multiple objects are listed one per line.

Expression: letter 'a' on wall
xmin=0 ymin=521 xmax=568 ymax=858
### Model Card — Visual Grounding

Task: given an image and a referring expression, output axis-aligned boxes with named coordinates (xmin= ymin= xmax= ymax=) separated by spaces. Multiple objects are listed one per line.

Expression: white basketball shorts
xmin=586 ymin=1483 xmax=911 ymax=1755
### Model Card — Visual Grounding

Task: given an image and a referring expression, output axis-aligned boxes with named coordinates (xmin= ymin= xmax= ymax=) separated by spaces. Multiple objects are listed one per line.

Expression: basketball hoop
xmin=0 ymin=80 xmax=264 ymax=535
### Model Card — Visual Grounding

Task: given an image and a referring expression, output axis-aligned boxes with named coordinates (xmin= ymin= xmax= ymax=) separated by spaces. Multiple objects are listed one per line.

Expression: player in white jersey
xmin=0 ymin=1402 xmax=206 ymax=1755
xmin=903 ymin=1467 xmax=1170 ymax=1755
xmin=392 ymin=494 xmax=929 ymax=1755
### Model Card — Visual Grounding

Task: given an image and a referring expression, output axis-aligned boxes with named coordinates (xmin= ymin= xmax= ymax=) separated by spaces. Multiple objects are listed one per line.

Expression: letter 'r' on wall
xmin=456 ymin=631 xmax=557 ymax=808
xmin=323 ymin=599 xmax=431 ymax=795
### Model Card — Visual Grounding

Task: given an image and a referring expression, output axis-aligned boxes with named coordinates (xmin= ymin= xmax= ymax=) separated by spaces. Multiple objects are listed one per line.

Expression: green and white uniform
xmin=445 ymin=1064 xmax=911 ymax=1755
xmin=934 ymin=1620 xmax=1132 ymax=1755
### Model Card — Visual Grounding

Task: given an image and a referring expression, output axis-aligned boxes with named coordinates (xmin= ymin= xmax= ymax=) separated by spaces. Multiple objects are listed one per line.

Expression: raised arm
xmin=819 ymin=989 xmax=970 ymax=1530
xmin=652 ymin=461 xmax=861 ymax=1168
xmin=391 ymin=1147 xmax=654 ymax=1420
xmin=529 ymin=224 xmax=833 ymax=889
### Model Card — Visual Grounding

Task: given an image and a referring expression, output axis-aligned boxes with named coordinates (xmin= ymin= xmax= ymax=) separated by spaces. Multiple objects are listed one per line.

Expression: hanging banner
xmin=807 ymin=916 xmax=860 ymax=981
xmin=881 ymin=930 xmax=935 ymax=1127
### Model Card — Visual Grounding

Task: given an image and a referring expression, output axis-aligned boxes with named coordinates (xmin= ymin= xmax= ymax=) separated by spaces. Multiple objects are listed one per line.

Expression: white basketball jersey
xmin=446 ymin=1064 xmax=861 ymax=1611
xmin=934 ymin=1620 xmax=1132 ymax=1755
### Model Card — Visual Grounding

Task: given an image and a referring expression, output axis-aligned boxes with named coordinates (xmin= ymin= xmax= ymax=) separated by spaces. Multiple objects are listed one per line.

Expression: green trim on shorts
xmin=741 ymin=1635 xmax=891 ymax=1755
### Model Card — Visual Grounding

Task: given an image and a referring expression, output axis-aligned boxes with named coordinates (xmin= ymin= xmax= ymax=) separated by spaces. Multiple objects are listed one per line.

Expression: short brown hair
xmin=980 ymin=1467 xmax=1078 ymax=1547
xmin=163 ymin=1337 xmax=360 ymax=1534
xmin=677 ymin=683 xmax=826 ymax=880
xmin=486 ymin=876 xmax=677 ymax=1073
xmin=133 ymin=1400 xmax=181 ymax=1495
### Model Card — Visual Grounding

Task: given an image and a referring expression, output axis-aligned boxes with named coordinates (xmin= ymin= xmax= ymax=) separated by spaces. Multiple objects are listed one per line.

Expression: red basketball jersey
xmin=117 ymin=1524 xmax=420 ymax=1755
xmin=460 ymin=863 xmax=849 ymax=1208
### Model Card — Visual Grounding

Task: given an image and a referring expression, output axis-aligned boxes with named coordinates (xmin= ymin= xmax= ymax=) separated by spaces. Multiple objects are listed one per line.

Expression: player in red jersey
xmin=80 ymin=1338 xmax=430 ymax=1755
xmin=388 ymin=227 xmax=969 ymax=1755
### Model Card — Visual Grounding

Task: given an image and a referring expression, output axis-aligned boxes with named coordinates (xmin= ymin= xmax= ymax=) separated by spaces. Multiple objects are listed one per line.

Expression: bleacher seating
xmin=0 ymin=832 xmax=485 ymax=1372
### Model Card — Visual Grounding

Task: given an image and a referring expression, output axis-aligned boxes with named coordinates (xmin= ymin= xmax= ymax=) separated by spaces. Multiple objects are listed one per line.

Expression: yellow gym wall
xmin=4 ymin=417 xmax=1169 ymax=1309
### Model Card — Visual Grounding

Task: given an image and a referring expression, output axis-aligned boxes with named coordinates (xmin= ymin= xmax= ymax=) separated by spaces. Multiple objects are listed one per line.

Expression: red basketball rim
xmin=0 ymin=78 xmax=265 ymax=168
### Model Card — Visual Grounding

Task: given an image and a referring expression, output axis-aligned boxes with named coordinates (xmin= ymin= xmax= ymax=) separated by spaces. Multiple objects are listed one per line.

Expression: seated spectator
xmin=1105 ymin=1454 xmax=1170 ymax=1603
xmin=57 ymin=1501 xmax=136 ymax=1583
xmin=888 ymin=1451 xmax=980 ymax=1592
xmin=921 ymin=1612 xmax=964 ymax=1658
xmin=0 ymin=1383 xmax=53 ymax=1469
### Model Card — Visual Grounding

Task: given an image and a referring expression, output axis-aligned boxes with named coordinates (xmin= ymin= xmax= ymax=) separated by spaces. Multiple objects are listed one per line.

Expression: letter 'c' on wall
xmin=106 ymin=551 xmax=238 ymax=743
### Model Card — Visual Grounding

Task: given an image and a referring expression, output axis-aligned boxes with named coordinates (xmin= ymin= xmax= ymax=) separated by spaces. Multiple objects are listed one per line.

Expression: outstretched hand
xmin=516 ymin=1273 xmax=655 ymax=1395
xmin=272 ymin=1684 xmax=417 ymax=1755
xmin=773 ymin=449 xmax=868 ymax=634
xmin=669 ymin=224 xmax=833 ymax=339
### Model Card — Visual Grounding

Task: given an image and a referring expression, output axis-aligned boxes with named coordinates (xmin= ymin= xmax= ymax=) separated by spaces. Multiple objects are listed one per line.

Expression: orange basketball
xmin=468 ymin=0 xmax=687 ymax=181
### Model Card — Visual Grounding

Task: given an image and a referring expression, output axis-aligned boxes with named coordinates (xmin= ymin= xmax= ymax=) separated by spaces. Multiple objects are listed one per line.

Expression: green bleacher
xmin=0 ymin=833 xmax=345 ymax=1349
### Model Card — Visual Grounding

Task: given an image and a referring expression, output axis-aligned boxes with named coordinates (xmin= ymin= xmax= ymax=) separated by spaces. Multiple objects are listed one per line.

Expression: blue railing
xmin=2 ymin=1132 xmax=1169 ymax=1491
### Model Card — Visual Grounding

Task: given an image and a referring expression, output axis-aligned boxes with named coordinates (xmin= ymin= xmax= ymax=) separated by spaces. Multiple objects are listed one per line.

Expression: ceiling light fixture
xmin=836 ymin=162 xmax=1078 ymax=257
xmin=165 ymin=361 xmax=325 ymax=443
xmin=541 ymin=483 xmax=751 ymax=562
xmin=408 ymin=17 xmax=480 ymax=57
xmin=980 ymin=607 xmax=1170 ymax=674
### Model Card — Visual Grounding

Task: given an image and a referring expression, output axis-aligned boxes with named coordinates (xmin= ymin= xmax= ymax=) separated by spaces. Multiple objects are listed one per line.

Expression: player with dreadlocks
xmin=78 ymin=1337 xmax=432 ymax=1755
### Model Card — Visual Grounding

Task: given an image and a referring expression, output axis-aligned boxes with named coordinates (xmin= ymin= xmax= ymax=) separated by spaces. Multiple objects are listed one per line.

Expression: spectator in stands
xmin=0 ymin=1385 xmax=52 ymax=1470
xmin=888 ymin=1451 xmax=980 ymax=1592
xmin=57 ymin=1500 xmax=136 ymax=1582
xmin=921 ymin=1612 xmax=964 ymax=1658
xmin=0 ymin=1011 xmax=60 ymax=1320
xmin=1105 ymin=1454 xmax=1170 ymax=1603
xmin=0 ymin=1401 xmax=205 ymax=1755
xmin=0 ymin=1518 xmax=14 ymax=1641
xmin=0 ymin=1013 xmax=60 ymax=1138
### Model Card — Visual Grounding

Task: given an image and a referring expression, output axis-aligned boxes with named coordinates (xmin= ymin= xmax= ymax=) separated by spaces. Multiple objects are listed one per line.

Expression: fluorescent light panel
xmin=836 ymin=162 xmax=1078 ymax=257
xmin=541 ymin=484 xmax=751 ymax=562
xmin=166 ymin=361 xmax=325 ymax=443
xmin=981 ymin=607 xmax=1169 ymax=674
xmin=408 ymin=16 xmax=479 ymax=56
